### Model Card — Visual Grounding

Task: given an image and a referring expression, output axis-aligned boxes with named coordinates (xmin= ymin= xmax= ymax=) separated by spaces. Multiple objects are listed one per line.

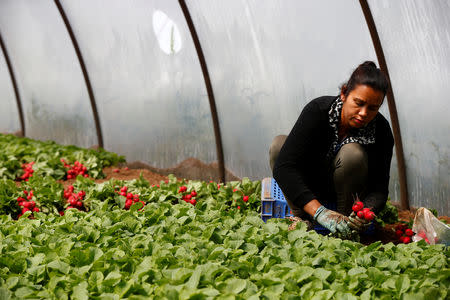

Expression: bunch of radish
xmin=352 ymin=201 xmax=376 ymax=221
xmin=178 ymin=185 xmax=197 ymax=206
xmin=116 ymin=185 xmax=145 ymax=210
xmin=394 ymin=224 xmax=414 ymax=244
xmin=18 ymin=161 xmax=35 ymax=181
xmin=60 ymin=159 xmax=89 ymax=179
xmin=63 ymin=185 xmax=86 ymax=211
xmin=17 ymin=189 xmax=39 ymax=217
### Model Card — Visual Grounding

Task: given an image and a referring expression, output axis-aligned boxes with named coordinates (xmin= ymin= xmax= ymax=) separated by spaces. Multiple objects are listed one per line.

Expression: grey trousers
xmin=269 ymin=135 xmax=368 ymax=216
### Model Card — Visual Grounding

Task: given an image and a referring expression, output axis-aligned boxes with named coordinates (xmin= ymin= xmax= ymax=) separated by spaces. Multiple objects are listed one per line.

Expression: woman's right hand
xmin=313 ymin=206 xmax=352 ymax=237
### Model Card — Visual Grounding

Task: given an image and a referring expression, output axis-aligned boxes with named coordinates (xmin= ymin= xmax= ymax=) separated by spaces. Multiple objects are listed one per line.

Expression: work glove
xmin=287 ymin=216 xmax=313 ymax=231
xmin=314 ymin=206 xmax=352 ymax=238
xmin=348 ymin=211 xmax=372 ymax=232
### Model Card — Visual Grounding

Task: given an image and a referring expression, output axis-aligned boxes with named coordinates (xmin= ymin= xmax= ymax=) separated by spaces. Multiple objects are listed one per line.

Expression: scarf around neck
xmin=326 ymin=96 xmax=376 ymax=160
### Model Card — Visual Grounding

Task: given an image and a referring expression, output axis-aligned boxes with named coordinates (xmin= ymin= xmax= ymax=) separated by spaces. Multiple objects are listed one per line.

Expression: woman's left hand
xmin=348 ymin=211 xmax=371 ymax=232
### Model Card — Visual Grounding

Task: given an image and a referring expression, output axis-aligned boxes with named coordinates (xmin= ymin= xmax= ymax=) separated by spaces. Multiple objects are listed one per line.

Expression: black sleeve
xmin=363 ymin=117 xmax=394 ymax=213
xmin=273 ymin=100 xmax=325 ymax=210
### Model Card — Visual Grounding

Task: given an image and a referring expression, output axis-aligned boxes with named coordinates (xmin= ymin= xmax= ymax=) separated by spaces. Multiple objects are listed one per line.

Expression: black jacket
xmin=273 ymin=96 xmax=394 ymax=213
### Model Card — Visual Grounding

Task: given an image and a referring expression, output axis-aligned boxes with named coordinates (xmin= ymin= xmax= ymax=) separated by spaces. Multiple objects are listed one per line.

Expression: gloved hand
xmin=348 ymin=211 xmax=371 ymax=232
xmin=314 ymin=206 xmax=352 ymax=237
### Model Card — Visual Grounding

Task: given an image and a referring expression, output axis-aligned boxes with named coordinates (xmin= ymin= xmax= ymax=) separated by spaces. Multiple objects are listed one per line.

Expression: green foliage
xmin=428 ymin=208 xmax=439 ymax=218
xmin=375 ymin=201 xmax=399 ymax=227
xmin=0 ymin=176 xmax=449 ymax=299
xmin=0 ymin=134 xmax=125 ymax=180
xmin=0 ymin=136 xmax=448 ymax=298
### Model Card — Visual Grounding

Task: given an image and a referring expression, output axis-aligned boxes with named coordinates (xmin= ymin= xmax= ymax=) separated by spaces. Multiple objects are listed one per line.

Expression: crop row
xmin=0 ymin=134 xmax=125 ymax=181
xmin=0 ymin=178 xmax=448 ymax=299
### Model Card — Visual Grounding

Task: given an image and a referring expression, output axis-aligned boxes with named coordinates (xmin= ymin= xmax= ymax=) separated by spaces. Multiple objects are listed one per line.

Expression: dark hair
xmin=341 ymin=61 xmax=389 ymax=97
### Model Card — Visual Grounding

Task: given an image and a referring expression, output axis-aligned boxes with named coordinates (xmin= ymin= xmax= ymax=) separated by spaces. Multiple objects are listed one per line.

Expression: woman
xmin=270 ymin=61 xmax=394 ymax=237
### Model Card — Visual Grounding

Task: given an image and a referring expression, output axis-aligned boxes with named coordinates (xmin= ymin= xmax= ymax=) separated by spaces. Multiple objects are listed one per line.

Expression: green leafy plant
xmin=0 ymin=187 xmax=448 ymax=299
xmin=375 ymin=201 xmax=399 ymax=227
xmin=0 ymin=134 xmax=125 ymax=180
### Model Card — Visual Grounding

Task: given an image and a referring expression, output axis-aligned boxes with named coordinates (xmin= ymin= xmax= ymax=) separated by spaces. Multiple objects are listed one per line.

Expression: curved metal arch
xmin=359 ymin=0 xmax=410 ymax=210
xmin=54 ymin=0 xmax=104 ymax=148
xmin=178 ymin=0 xmax=226 ymax=183
xmin=0 ymin=32 xmax=25 ymax=136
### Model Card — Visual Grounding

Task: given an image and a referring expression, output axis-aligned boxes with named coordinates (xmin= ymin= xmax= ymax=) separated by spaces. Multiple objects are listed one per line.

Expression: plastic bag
xmin=412 ymin=207 xmax=450 ymax=246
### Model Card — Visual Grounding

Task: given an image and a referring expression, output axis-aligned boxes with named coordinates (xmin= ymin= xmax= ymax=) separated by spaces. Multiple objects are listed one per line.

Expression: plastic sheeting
xmin=0 ymin=46 xmax=20 ymax=134
xmin=186 ymin=0 xmax=377 ymax=180
xmin=61 ymin=0 xmax=216 ymax=168
xmin=0 ymin=0 xmax=98 ymax=147
xmin=369 ymin=0 xmax=450 ymax=215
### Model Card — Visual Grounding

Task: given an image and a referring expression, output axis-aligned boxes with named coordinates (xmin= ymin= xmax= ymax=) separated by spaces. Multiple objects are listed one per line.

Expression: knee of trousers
xmin=269 ymin=135 xmax=287 ymax=171
xmin=333 ymin=143 xmax=368 ymax=183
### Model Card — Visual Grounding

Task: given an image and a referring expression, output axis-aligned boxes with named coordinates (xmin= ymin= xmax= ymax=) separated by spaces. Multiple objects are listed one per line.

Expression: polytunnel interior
xmin=0 ymin=0 xmax=448 ymax=216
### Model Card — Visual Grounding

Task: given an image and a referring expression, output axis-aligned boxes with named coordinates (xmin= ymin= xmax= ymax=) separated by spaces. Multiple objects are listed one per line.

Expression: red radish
xmin=185 ymin=194 xmax=192 ymax=200
xmin=76 ymin=201 xmax=83 ymax=208
xmin=243 ymin=196 xmax=249 ymax=202
xmin=189 ymin=199 xmax=196 ymax=205
xmin=237 ymin=206 xmax=240 ymax=209
xmin=191 ymin=190 xmax=197 ymax=197
xmin=21 ymin=207 xmax=30 ymax=214
xmin=29 ymin=201 xmax=36 ymax=208
xmin=395 ymin=229 xmax=403 ymax=238
xmin=113 ymin=169 xmax=120 ymax=173
xmin=232 ymin=189 xmax=238 ymax=192
xmin=59 ymin=211 xmax=64 ymax=216
xmin=27 ymin=194 xmax=33 ymax=200
xmin=178 ymin=186 xmax=187 ymax=193
xmin=23 ymin=190 xmax=28 ymax=195
xmin=364 ymin=210 xmax=375 ymax=221
xmin=120 ymin=186 xmax=128 ymax=193
xmin=405 ymin=229 xmax=414 ymax=237
xmin=66 ymin=206 xmax=75 ymax=210
xmin=402 ymin=236 xmax=411 ymax=244
xmin=32 ymin=207 xmax=39 ymax=212
xmin=127 ymin=193 xmax=133 ymax=199
xmin=124 ymin=167 xmax=129 ymax=171
xmin=357 ymin=211 xmax=365 ymax=219
xmin=120 ymin=192 xmax=127 ymax=197
xmin=17 ymin=197 xmax=25 ymax=202
xmin=354 ymin=201 xmax=364 ymax=212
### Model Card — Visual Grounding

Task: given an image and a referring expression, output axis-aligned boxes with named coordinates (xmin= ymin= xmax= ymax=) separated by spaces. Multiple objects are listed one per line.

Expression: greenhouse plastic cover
xmin=0 ymin=0 xmax=448 ymax=215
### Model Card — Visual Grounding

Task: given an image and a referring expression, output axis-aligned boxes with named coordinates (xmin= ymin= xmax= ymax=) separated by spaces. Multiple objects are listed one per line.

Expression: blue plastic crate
xmin=261 ymin=178 xmax=293 ymax=220
xmin=260 ymin=177 xmax=375 ymax=236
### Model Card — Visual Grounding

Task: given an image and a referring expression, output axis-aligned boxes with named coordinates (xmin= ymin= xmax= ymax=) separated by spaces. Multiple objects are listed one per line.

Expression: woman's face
xmin=340 ymin=84 xmax=384 ymax=130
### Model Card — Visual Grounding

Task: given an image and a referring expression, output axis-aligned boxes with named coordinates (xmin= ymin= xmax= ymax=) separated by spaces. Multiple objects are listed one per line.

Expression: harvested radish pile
xmin=0 ymin=134 xmax=449 ymax=299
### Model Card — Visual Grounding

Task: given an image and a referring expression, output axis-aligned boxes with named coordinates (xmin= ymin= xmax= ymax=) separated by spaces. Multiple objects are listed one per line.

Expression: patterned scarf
xmin=326 ymin=96 xmax=376 ymax=160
